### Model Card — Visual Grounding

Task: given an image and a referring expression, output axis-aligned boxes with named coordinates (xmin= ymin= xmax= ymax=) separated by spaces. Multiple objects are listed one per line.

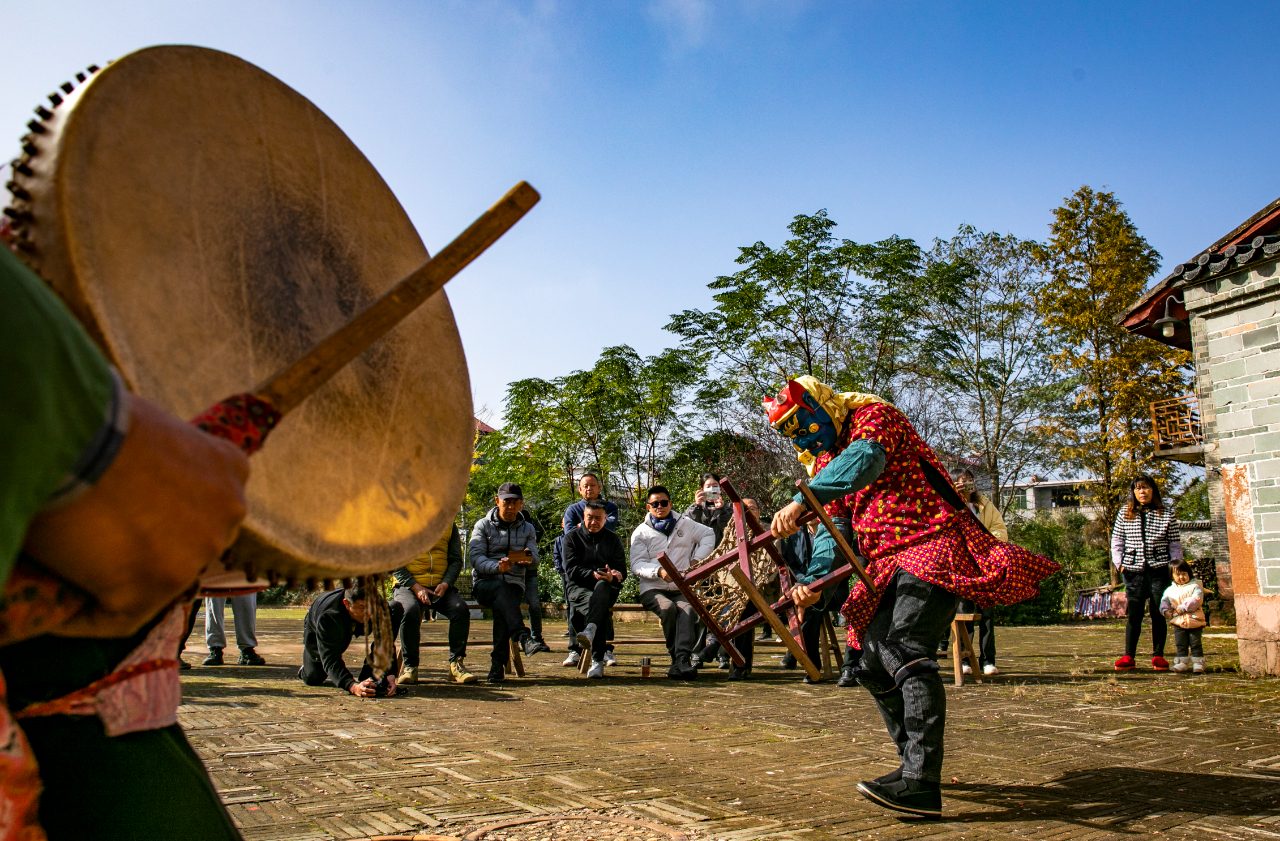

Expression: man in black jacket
xmin=299 ymin=583 xmax=403 ymax=697
xmin=562 ymin=500 xmax=627 ymax=678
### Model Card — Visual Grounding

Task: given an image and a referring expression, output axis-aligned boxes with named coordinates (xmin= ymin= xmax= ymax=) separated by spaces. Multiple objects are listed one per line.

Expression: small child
xmin=1159 ymin=560 xmax=1207 ymax=674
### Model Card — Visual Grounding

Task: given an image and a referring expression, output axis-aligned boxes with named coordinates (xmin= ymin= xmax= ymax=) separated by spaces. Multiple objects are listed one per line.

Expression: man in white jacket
xmin=630 ymin=485 xmax=716 ymax=680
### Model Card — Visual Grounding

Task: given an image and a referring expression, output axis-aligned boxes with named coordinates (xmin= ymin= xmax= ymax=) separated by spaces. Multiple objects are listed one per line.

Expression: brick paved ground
xmin=181 ymin=610 xmax=1280 ymax=840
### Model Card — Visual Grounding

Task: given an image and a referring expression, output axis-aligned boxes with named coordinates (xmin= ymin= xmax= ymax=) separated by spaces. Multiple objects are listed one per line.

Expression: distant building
xmin=1000 ymin=475 xmax=1103 ymax=520
xmin=1120 ymin=194 xmax=1280 ymax=675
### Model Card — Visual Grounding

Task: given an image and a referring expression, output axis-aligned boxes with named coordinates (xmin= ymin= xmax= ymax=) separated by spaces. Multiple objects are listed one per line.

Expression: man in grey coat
xmin=470 ymin=481 xmax=542 ymax=682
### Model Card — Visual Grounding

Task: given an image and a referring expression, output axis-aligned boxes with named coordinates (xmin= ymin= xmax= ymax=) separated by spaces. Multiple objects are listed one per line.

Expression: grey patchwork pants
xmin=639 ymin=589 xmax=699 ymax=661
xmin=855 ymin=568 xmax=957 ymax=784
xmin=204 ymin=594 xmax=258 ymax=651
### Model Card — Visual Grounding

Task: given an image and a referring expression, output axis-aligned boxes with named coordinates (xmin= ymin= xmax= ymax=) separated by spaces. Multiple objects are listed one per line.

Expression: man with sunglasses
xmin=629 ymin=486 xmax=716 ymax=679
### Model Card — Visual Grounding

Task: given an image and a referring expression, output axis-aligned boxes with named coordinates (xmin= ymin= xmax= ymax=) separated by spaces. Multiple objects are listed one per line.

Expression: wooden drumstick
xmin=191 ymin=181 xmax=540 ymax=451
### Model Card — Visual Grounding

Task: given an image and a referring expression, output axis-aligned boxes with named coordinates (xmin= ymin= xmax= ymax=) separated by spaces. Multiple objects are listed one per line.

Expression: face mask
xmin=777 ymin=392 xmax=838 ymax=457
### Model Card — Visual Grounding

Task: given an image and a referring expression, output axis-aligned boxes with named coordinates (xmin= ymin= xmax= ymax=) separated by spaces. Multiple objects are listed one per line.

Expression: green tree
xmin=1036 ymin=187 xmax=1192 ymax=583
xmin=927 ymin=226 xmax=1063 ymax=512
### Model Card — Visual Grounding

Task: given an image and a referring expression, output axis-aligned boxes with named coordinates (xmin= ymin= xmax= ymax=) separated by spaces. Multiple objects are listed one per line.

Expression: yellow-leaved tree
xmin=1037 ymin=187 xmax=1192 ymax=583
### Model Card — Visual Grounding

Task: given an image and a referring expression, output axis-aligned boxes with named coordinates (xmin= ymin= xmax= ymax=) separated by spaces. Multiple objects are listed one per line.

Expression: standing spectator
xmin=392 ymin=522 xmax=476 ymax=685
xmin=517 ymin=508 xmax=552 ymax=653
xmin=631 ymin=486 xmax=716 ymax=680
xmin=684 ymin=473 xmax=732 ymax=538
xmin=471 ymin=482 xmax=542 ymax=682
xmin=202 ymin=594 xmax=264 ymax=666
xmin=299 ymin=583 xmax=403 ymax=696
xmin=1160 ymin=560 xmax=1207 ymax=674
xmin=563 ymin=500 xmax=628 ymax=678
xmin=563 ymin=473 xmax=620 ymax=532
xmin=950 ymin=468 xmax=1007 ymax=677
xmin=1112 ymin=474 xmax=1182 ymax=672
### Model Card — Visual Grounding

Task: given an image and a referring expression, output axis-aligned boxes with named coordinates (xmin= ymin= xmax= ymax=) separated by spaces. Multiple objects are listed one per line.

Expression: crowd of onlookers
xmin=178 ymin=470 xmax=1210 ymax=695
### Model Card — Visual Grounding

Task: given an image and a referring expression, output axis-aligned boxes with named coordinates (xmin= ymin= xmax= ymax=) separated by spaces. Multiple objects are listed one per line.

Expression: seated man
xmin=630 ymin=485 xmax=716 ymax=680
xmin=299 ymin=583 xmax=403 ymax=697
xmin=562 ymin=500 xmax=627 ymax=678
xmin=392 ymin=522 xmax=476 ymax=685
xmin=779 ymin=521 xmax=855 ymax=684
xmin=470 ymin=481 xmax=542 ymax=683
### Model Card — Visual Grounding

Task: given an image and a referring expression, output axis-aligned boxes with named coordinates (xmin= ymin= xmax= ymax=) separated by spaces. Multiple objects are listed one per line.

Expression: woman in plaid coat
xmin=1110 ymin=474 xmax=1183 ymax=672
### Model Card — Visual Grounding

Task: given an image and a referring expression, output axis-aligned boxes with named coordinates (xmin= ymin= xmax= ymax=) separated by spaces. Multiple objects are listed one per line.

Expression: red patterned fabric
xmin=822 ymin=403 xmax=1058 ymax=648
xmin=0 ymin=671 xmax=44 ymax=841
xmin=189 ymin=393 xmax=281 ymax=455
xmin=0 ymin=561 xmax=87 ymax=648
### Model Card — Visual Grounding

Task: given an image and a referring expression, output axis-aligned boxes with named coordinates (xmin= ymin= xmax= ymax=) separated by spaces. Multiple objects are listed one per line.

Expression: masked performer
xmin=766 ymin=376 xmax=1056 ymax=820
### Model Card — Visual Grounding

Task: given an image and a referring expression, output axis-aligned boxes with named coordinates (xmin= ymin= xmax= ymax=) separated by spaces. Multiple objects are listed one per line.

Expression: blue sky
xmin=10 ymin=2 xmax=1279 ymax=421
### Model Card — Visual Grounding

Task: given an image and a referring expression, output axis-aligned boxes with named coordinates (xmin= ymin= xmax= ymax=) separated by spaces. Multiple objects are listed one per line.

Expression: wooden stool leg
xmin=579 ymin=644 xmax=591 ymax=675
xmin=955 ymin=621 xmax=980 ymax=684
xmin=950 ymin=622 xmax=963 ymax=687
xmin=819 ymin=614 xmax=834 ymax=680
xmin=507 ymin=639 xmax=526 ymax=677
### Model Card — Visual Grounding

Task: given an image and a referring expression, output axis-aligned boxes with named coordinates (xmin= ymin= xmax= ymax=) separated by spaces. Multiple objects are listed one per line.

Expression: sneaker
xmin=856 ymin=777 xmax=941 ymax=819
xmin=1192 ymin=657 xmax=1205 ymax=674
xmin=587 ymin=660 xmax=605 ymax=679
xmin=982 ymin=664 xmax=999 ymax=676
xmin=521 ymin=634 xmax=541 ymax=658
xmin=1171 ymin=656 xmax=1191 ymax=673
xmin=1114 ymin=655 xmax=1135 ymax=671
xmin=178 ymin=659 xmax=192 ymax=671
xmin=398 ymin=665 xmax=419 ymax=685
xmin=728 ymin=665 xmax=752 ymax=681
xmin=575 ymin=623 xmax=597 ymax=652
xmin=781 ymin=652 xmax=797 ymax=670
xmin=717 ymin=655 xmax=731 ymax=670
xmin=237 ymin=647 xmax=265 ymax=666
xmin=532 ymin=639 xmax=552 ymax=654
xmin=486 ymin=666 xmax=505 ymax=683
xmin=837 ymin=666 xmax=858 ymax=687
xmin=690 ymin=653 xmax=703 ymax=669
xmin=449 ymin=659 xmax=477 ymax=684
xmin=1152 ymin=655 xmax=1170 ymax=672
xmin=562 ymin=650 xmax=582 ymax=668
xmin=961 ymin=663 xmax=972 ymax=675
xmin=803 ymin=674 xmax=822 ymax=685
xmin=603 ymin=650 xmax=617 ymax=667
xmin=202 ymin=648 xmax=223 ymax=666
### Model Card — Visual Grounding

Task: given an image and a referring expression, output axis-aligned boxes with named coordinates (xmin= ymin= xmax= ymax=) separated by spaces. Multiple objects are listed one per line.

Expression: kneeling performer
xmin=300 ymin=583 xmax=403 ymax=697
xmin=765 ymin=377 xmax=1056 ymax=820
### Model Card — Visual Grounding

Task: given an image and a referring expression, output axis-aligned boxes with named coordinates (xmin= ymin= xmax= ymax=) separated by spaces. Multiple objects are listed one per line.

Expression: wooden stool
xmin=505 ymin=639 xmax=525 ymax=677
xmin=818 ymin=613 xmax=843 ymax=680
xmin=940 ymin=613 xmax=980 ymax=686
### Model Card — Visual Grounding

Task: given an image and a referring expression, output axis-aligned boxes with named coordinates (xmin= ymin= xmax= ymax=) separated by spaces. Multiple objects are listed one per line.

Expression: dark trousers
xmin=393 ymin=585 xmax=470 ymax=666
xmin=567 ymin=579 xmax=620 ymax=658
xmin=639 ymin=589 xmax=699 ymax=660
xmin=957 ymin=599 xmax=996 ymax=667
xmin=524 ymin=574 xmax=544 ymax=640
xmin=1123 ymin=567 xmax=1171 ymax=658
xmin=20 ymin=718 xmax=241 ymax=841
xmin=732 ymin=603 xmax=762 ymax=667
xmin=474 ymin=579 xmax=529 ymax=667
xmin=800 ymin=580 xmax=850 ymax=665
xmin=1173 ymin=625 xmax=1204 ymax=658
xmin=855 ymin=568 xmax=957 ymax=784
xmin=562 ymin=572 xmax=576 ymax=636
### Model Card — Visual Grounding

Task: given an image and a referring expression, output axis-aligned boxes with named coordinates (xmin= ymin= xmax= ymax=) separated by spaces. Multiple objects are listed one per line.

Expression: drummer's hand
xmin=350 ymin=679 xmax=377 ymax=697
xmin=411 ymin=583 xmax=432 ymax=603
xmin=431 ymin=582 xmax=450 ymax=598
xmin=771 ymin=501 xmax=805 ymax=539
xmin=791 ymin=583 xmax=820 ymax=609
xmin=497 ymin=557 xmax=514 ymax=573
xmin=22 ymin=394 xmax=249 ymax=636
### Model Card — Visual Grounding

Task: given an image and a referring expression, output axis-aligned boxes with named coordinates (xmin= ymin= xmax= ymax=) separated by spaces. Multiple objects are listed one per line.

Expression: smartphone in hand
xmin=511 ymin=548 xmax=533 ymax=565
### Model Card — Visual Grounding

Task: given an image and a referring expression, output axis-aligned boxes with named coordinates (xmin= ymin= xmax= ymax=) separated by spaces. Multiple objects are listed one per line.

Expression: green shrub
xmin=996 ymin=511 xmax=1107 ymax=625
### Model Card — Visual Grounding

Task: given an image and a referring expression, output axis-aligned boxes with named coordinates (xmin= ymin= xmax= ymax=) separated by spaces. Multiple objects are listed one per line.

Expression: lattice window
xmin=1150 ymin=394 xmax=1203 ymax=449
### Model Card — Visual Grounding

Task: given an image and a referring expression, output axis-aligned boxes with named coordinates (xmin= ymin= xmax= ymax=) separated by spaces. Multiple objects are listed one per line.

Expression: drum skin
xmin=7 ymin=46 xmax=473 ymax=586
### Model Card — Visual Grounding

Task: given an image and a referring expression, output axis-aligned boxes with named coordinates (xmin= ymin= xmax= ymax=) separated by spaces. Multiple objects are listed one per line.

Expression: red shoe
xmin=1114 ymin=655 xmax=1135 ymax=671
xmin=1152 ymin=656 xmax=1170 ymax=671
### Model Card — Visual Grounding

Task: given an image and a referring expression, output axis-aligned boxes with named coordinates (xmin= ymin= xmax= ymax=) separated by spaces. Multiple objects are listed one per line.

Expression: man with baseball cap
xmin=469 ymin=482 xmax=542 ymax=682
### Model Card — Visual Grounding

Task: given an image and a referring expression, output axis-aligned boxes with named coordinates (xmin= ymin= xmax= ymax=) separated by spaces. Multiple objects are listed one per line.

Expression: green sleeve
xmin=0 ymin=246 xmax=119 ymax=587
xmin=793 ymin=439 xmax=887 ymax=507
xmin=442 ymin=524 xmax=463 ymax=586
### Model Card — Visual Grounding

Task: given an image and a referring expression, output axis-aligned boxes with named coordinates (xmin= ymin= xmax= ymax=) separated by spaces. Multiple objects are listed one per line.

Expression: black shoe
xmin=856 ymin=777 xmax=941 ymax=820
xmin=837 ymin=666 xmax=858 ymax=687
xmin=727 ymin=665 xmax=752 ymax=681
xmin=521 ymin=634 xmax=541 ymax=658
xmin=202 ymin=649 xmax=223 ymax=666
xmin=677 ymin=655 xmax=698 ymax=680
xmin=873 ymin=766 xmax=904 ymax=786
xmin=487 ymin=666 xmax=505 ymax=683
xmin=690 ymin=653 xmax=704 ymax=669
xmin=717 ymin=656 xmax=731 ymax=670
xmin=178 ymin=659 xmax=192 ymax=670
xmin=532 ymin=638 xmax=552 ymax=654
xmin=237 ymin=647 xmax=266 ymax=666
xmin=781 ymin=652 xmax=797 ymax=670
xmin=667 ymin=661 xmax=683 ymax=680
